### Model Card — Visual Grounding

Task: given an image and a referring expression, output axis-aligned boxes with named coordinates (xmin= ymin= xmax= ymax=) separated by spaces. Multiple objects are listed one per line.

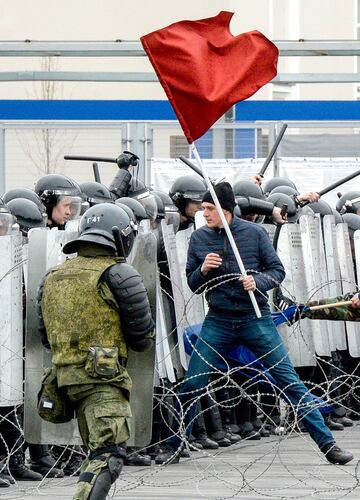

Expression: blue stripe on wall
xmin=0 ymin=100 xmax=359 ymax=121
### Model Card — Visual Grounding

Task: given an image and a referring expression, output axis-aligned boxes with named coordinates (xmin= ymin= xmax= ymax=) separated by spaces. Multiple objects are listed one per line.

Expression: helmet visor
xmin=136 ymin=193 xmax=158 ymax=221
xmin=57 ymin=195 xmax=83 ymax=221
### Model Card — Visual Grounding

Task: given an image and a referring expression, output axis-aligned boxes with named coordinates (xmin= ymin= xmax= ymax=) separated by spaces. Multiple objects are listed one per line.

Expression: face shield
xmin=133 ymin=191 xmax=158 ymax=222
xmin=164 ymin=206 xmax=181 ymax=233
xmin=57 ymin=195 xmax=83 ymax=221
xmin=0 ymin=212 xmax=17 ymax=236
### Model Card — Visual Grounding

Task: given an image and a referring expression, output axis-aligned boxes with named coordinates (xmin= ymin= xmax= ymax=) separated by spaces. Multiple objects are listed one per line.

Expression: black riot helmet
xmin=3 ymin=187 xmax=46 ymax=211
xmin=63 ymin=203 xmax=135 ymax=257
xmin=80 ymin=181 xmax=113 ymax=206
xmin=114 ymin=201 xmax=138 ymax=232
xmin=127 ymin=178 xmax=158 ymax=221
xmin=169 ymin=175 xmax=207 ymax=216
xmin=233 ymin=180 xmax=265 ymax=200
xmin=152 ymin=193 xmax=165 ymax=219
xmin=269 ymin=185 xmax=299 ymax=197
xmin=117 ymin=197 xmax=149 ymax=222
xmin=336 ymin=191 xmax=360 ymax=215
xmin=7 ymin=198 xmax=47 ymax=235
xmin=0 ymin=197 xmax=16 ymax=235
xmin=342 ymin=213 xmax=360 ymax=238
xmin=308 ymin=199 xmax=333 ymax=218
xmin=263 ymin=177 xmax=297 ymax=196
xmin=34 ymin=174 xmax=83 ymax=222
xmin=266 ymin=192 xmax=297 ymax=217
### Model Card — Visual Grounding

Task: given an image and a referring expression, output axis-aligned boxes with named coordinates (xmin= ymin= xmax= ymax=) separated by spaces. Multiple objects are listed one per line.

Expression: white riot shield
xmin=24 ymin=228 xmax=81 ymax=445
xmin=299 ymin=216 xmax=331 ymax=357
xmin=161 ymin=222 xmax=189 ymax=370
xmin=127 ymin=229 xmax=157 ymax=446
xmin=336 ymin=223 xmax=360 ymax=357
xmin=0 ymin=232 xmax=23 ymax=406
xmin=155 ymin=278 xmax=176 ymax=383
xmin=322 ymin=216 xmax=347 ymax=351
xmin=354 ymin=229 xmax=360 ymax=291
xmin=176 ymin=226 xmax=205 ymax=327
xmin=276 ymin=224 xmax=316 ymax=367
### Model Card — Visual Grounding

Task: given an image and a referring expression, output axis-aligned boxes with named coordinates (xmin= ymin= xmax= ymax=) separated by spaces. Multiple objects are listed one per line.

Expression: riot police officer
xmin=37 ymin=203 xmax=155 ymax=499
xmin=34 ymin=174 xmax=83 ymax=229
xmin=169 ymin=175 xmax=207 ymax=231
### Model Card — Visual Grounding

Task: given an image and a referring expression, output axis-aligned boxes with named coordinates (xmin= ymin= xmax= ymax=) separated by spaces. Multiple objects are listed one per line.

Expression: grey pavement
xmin=2 ymin=425 xmax=360 ymax=499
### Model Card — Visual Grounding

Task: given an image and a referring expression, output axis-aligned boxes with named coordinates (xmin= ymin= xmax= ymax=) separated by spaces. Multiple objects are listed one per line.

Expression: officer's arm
xmin=37 ymin=272 xmax=51 ymax=349
xmin=237 ymin=196 xmax=274 ymax=216
xmin=101 ymin=263 xmax=155 ymax=352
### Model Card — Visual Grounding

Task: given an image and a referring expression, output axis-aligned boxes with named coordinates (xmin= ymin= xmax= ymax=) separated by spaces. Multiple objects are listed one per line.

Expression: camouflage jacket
xmin=302 ymin=293 xmax=360 ymax=322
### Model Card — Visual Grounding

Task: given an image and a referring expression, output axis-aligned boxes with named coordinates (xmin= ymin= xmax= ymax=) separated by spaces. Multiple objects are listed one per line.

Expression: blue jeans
xmin=167 ymin=312 xmax=334 ymax=450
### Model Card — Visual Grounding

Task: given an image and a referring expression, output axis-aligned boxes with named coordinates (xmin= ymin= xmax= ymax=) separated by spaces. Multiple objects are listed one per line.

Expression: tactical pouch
xmin=37 ymin=366 xmax=74 ymax=424
xmin=85 ymin=346 xmax=120 ymax=379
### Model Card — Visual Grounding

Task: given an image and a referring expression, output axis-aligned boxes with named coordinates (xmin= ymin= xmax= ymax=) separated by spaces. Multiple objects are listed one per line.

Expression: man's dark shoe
xmin=30 ymin=454 xmax=65 ymax=478
xmin=9 ymin=453 xmax=43 ymax=481
xmin=238 ymin=421 xmax=261 ymax=440
xmin=0 ymin=472 xmax=10 ymax=488
xmin=324 ymin=415 xmax=344 ymax=431
xmin=211 ymin=431 xmax=231 ymax=447
xmin=195 ymin=434 xmax=219 ymax=450
xmin=0 ymin=466 xmax=14 ymax=485
xmin=125 ymin=450 xmax=151 ymax=466
xmin=332 ymin=416 xmax=353 ymax=427
xmin=224 ymin=426 xmax=241 ymax=444
xmin=154 ymin=445 xmax=180 ymax=465
xmin=321 ymin=443 xmax=353 ymax=465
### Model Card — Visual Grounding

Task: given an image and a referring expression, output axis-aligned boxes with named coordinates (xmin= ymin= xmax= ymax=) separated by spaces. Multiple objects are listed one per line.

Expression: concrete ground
xmin=2 ymin=425 xmax=360 ymax=499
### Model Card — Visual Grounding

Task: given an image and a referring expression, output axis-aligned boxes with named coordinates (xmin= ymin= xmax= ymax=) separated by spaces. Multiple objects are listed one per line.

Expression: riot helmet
xmin=287 ymin=205 xmax=314 ymax=224
xmin=7 ymin=198 xmax=47 ymax=235
xmin=3 ymin=187 xmax=46 ymax=211
xmin=80 ymin=181 xmax=113 ymax=206
xmin=151 ymin=189 xmax=180 ymax=230
xmin=114 ymin=200 xmax=138 ymax=232
xmin=342 ymin=213 xmax=360 ymax=239
xmin=127 ymin=178 xmax=158 ymax=221
xmin=308 ymin=199 xmax=333 ymax=218
xmin=117 ymin=197 xmax=148 ymax=222
xmin=169 ymin=175 xmax=207 ymax=217
xmin=331 ymin=208 xmax=343 ymax=225
xmin=269 ymin=185 xmax=299 ymax=197
xmin=0 ymin=197 xmax=16 ymax=235
xmin=63 ymin=203 xmax=135 ymax=257
xmin=263 ymin=177 xmax=297 ymax=196
xmin=233 ymin=180 xmax=265 ymax=200
xmin=266 ymin=192 xmax=297 ymax=217
xmin=34 ymin=174 xmax=83 ymax=226
xmin=336 ymin=191 xmax=360 ymax=215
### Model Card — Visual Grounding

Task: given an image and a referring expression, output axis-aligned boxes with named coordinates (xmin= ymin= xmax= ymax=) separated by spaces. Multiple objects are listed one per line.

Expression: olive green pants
xmin=66 ymin=384 xmax=130 ymax=500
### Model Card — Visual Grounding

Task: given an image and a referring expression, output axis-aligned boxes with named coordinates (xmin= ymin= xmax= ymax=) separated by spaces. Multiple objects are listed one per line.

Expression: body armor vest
xmin=42 ymin=256 xmax=127 ymax=366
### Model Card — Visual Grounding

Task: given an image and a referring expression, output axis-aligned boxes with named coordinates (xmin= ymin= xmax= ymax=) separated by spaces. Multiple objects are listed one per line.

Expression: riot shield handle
xmin=112 ymin=226 xmax=126 ymax=260
xmin=93 ymin=162 xmax=101 ymax=183
xmin=258 ymin=124 xmax=287 ymax=177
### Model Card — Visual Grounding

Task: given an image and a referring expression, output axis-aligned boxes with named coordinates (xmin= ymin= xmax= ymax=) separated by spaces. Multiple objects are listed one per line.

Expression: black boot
xmin=321 ymin=443 xmax=353 ymax=465
xmin=124 ymin=448 xmax=151 ymax=466
xmin=30 ymin=453 xmax=64 ymax=478
xmin=324 ymin=415 xmax=344 ymax=431
xmin=9 ymin=452 xmax=43 ymax=481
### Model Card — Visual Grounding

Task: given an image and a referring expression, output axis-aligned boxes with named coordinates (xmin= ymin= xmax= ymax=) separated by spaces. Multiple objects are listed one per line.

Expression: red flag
xmin=141 ymin=11 xmax=278 ymax=143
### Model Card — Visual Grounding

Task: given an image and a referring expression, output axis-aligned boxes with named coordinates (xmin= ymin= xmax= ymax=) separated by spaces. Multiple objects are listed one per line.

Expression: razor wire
xmin=1 ymin=243 xmax=360 ymax=497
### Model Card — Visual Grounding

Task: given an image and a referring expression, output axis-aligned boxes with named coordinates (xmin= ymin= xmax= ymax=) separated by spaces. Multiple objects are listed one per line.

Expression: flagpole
xmin=191 ymin=143 xmax=262 ymax=319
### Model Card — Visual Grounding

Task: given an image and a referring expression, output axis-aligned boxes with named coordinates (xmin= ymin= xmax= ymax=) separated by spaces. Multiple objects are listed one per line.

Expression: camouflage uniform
xmin=302 ymin=293 xmax=360 ymax=322
xmin=39 ymin=253 xmax=154 ymax=499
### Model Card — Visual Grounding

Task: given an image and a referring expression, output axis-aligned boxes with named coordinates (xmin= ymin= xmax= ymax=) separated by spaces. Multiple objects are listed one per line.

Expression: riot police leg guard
xmin=73 ymin=444 xmax=126 ymax=500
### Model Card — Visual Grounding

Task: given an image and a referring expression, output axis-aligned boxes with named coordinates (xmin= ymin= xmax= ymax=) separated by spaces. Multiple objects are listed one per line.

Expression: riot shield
xmin=336 ymin=223 xmax=360 ymax=357
xmin=299 ymin=215 xmax=331 ymax=357
xmin=354 ymin=229 xmax=360 ymax=291
xmin=276 ymin=223 xmax=316 ymax=367
xmin=0 ymin=232 xmax=23 ymax=406
xmin=155 ymin=278 xmax=176 ymax=383
xmin=127 ymin=228 xmax=157 ymax=446
xmin=322 ymin=215 xmax=347 ymax=351
xmin=161 ymin=222 xmax=189 ymax=370
xmin=24 ymin=228 xmax=81 ymax=445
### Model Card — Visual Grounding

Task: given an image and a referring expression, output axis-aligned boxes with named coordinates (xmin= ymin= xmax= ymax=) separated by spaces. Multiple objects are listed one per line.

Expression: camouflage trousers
xmin=65 ymin=383 xmax=131 ymax=500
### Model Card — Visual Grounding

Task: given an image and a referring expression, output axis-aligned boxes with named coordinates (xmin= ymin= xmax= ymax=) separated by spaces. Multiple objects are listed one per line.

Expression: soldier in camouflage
xmin=37 ymin=203 xmax=155 ymax=500
xmin=302 ymin=293 xmax=360 ymax=321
